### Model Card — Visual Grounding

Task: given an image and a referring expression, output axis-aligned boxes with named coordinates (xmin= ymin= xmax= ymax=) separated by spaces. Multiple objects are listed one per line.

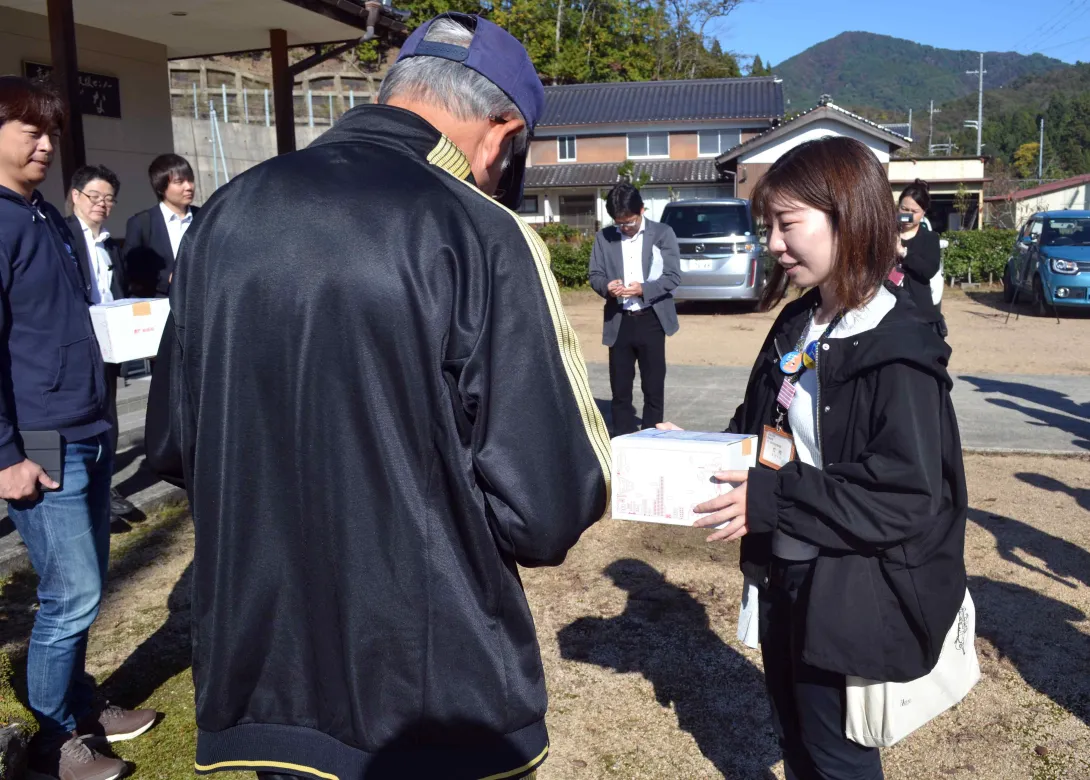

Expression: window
xmin=698 ymin=129 xmax=742 ymax=157
xmin=558 ymin=136 xmax=576 ymax=161
xmin=627 ymin=132 xmax=669 ymax=158
xmin=661 ymin=203 xmax=753 ymax=239
xmin=517 ymin=195 xmax=540 ymax=215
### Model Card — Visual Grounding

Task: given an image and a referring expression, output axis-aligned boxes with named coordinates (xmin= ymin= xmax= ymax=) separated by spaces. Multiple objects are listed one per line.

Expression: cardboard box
xmin=611 ymin=430 xmax=758 ymax=526
xmin=89 ymin=298 xmax=170 ymax=363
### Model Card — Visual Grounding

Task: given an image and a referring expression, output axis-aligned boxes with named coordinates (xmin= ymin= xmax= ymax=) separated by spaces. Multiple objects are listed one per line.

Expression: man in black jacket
xmin=146 ymin=13 xmax=609 ymax=780
xmin=123 ymin=154 xmax=198 ymax=298
xmin=66 ymin=164 xmax=135 ymax=520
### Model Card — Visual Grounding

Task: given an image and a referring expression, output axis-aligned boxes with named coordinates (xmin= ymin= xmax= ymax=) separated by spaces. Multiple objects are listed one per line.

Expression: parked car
xmin=1003 ymin=210 xmax=1090 ymax=315
xmin=659 ymin=198 xmax=764 ymax=305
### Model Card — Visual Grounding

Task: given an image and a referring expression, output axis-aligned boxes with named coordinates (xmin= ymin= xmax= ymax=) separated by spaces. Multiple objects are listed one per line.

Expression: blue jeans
xmin=9 ymin=433 xmax=113 ymax=743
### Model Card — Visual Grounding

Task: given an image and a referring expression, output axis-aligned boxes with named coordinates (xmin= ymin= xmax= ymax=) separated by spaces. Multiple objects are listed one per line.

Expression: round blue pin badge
xmin=780 ymin=351 xmax=803 ymax=375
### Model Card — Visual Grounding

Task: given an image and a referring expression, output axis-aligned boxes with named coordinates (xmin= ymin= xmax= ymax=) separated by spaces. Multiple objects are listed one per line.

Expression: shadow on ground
xmin=0 ymin=506 xmax=192 ymax=713
xmin=557 ymin=558 xmax=779 ymax=779
xmin=99 ymin=562 xmax=192 ymax=709
xmin=1014 ymin=472 xmax=1090 ymax=514
xmin=970 ymin=509 xmax=1090 ymax=728
xmin=959 ymin=375 xmax=1090 ymax=450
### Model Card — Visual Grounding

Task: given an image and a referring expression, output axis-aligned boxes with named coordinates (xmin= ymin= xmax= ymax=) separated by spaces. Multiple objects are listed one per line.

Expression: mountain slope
xmin=925 ymin=62 xmax=1090 ymax=176
xmin=774 ymin=32 xmax=1068 ymax=110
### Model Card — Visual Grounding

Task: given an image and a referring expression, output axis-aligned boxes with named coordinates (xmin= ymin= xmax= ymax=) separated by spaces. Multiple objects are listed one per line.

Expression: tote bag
xmin=844 ymin=589 xmax=979 ymax=748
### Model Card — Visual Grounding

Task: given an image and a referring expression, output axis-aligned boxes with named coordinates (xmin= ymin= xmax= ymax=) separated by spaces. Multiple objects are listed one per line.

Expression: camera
xmin=897 ymin=212 xmax=914 ymax=226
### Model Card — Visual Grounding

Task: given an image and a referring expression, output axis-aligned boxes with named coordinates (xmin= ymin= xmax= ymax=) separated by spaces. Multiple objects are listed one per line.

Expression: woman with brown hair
xmin=662 ymin=136 xmax=968 ymax=778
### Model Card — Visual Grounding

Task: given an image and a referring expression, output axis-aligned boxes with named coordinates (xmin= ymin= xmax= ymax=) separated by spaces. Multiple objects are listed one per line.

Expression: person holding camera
xmin=896 ymin=179 xmax=944 ymax=334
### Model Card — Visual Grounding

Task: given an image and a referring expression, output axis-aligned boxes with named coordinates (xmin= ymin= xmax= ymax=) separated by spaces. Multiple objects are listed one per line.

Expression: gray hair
xmin=378 ymin=17 xmax=528 ymax=157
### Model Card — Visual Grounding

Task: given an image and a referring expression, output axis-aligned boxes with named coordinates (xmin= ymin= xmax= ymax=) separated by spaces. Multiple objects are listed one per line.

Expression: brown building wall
xmin=531 ymin=138 xmax=558 ymax=165
xmin=736 ymin=162 xmax=773 ymax=200
xmin=532 ymin=134 xmax=628 ymax=164
xmin=576 ymin=135 xmax=628 ymax=162
xmin=670 ymin=132 xmax=698 ymax=159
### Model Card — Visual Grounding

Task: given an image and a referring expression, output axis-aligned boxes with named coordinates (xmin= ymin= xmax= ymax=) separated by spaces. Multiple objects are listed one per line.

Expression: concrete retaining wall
xmin=173 ymin=118 xmax=326 ymax=205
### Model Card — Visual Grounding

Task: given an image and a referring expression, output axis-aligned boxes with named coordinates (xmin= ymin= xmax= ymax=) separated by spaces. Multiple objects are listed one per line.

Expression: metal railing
xmin=169 ymin=62 xmax=384 ymax=127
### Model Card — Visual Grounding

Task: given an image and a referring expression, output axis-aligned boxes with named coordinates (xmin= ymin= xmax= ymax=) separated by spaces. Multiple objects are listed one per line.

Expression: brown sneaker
xmin=27 ymin=734 xmax=127 ymax=780
xmin=77 ymin=704 xmax=157 ymax=743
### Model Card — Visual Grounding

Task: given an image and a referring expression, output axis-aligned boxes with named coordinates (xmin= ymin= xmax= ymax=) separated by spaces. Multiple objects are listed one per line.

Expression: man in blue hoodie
xmin=0 ymin=76 xmax=155 ymax=780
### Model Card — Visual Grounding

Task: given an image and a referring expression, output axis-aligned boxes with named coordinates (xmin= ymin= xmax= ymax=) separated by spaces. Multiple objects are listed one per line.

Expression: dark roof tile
xmin=525 ymin=159 xmax=729 ymax=189
xmin=538 ymin=78 xmax=784 ymax=128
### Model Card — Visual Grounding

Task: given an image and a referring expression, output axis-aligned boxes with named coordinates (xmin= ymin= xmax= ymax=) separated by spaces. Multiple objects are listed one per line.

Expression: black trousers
xmin=608 ymin=310 xmax=666 ymax=435
xmin=760 ymin=560 xmax=884 ymax=780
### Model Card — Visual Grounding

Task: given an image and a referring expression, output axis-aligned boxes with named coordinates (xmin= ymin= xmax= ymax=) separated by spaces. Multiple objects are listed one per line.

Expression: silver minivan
xmin=660 ymin=198 xmax=764 ymax=303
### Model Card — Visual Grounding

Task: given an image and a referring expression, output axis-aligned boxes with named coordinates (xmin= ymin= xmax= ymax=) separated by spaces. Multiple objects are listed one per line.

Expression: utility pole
xmin=1038 ymin=115 xmax=1045 ymax=180
xmin=965 ymin=53 xmax=986 ymax=157
xmin=928 ymin=99 xmax=941 ymax=153
xmin=907 ymin=108 xmax=913 ymax=142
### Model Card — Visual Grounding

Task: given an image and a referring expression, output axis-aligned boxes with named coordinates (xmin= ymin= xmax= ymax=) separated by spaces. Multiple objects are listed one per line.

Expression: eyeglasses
xmin=77 ymin=190 xmax=117 ymax=206
xmin=615 ymin=217 xmax=641 ymax=228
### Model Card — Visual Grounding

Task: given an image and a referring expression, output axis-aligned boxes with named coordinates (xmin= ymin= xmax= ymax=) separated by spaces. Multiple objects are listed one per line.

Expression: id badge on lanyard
xmin=760 ymin=424 xmax=796 ymax=469
xmin=760 ymin=309 xmax=842 ymax=470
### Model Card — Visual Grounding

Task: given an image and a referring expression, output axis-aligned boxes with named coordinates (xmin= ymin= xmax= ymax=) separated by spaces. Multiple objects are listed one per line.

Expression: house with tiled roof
xmin=714 ymin=100 xmax=912 ymax=199
xmin=715 ymin=99 xmax=990 ymax=230
xmin=522 ymin=77 xmax=785 ymax=229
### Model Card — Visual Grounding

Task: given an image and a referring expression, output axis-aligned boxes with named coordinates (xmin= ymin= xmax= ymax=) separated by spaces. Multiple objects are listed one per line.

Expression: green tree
xmin=615 ymin=159 xmax=652 ymax=188
xmin=355 ymin=0 xmax=746 ymax=86
xmin=750 ymin=54 xmax=766 ymax=76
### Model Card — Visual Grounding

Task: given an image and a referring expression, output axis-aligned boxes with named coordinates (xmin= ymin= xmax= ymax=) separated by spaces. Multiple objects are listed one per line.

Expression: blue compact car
xmin=1003 ymin=210 xmax=1090 ymax=315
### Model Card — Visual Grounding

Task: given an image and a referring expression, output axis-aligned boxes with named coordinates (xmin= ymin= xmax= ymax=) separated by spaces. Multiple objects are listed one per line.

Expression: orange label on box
xmin=131 ymin=302 xmax=152 ymax=316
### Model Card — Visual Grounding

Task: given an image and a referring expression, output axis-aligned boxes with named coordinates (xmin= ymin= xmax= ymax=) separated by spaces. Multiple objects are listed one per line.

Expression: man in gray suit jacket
xmin=588 ymin=183 xmax=681 ymax=435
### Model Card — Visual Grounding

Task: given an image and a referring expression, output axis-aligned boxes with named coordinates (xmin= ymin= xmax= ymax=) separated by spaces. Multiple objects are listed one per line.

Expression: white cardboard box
xmin=89 ymin=298 xmax=170 ymax=363
xmin=611 ymin=430 xmax=758 ymax=526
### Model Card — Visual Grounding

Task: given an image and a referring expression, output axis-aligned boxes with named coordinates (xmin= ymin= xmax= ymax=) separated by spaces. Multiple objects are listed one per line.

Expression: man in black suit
xmin=123 ymin=154 xmax=198 ymax=298
xmin=67 ymin=164 xmax=135 ymax=520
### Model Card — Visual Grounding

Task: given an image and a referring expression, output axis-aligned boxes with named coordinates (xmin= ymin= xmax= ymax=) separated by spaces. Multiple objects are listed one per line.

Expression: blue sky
xmin=714 ymin=0 xmax=1090 ymax=68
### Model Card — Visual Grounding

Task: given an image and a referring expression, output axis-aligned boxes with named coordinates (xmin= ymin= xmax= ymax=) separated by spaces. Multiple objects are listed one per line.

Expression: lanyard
xmin=773 ymin=307 xmax=845 ymax=429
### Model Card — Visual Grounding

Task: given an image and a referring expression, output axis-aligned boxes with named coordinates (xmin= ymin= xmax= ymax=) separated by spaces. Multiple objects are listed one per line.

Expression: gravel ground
xmin=562 ymin=287 xmax=1090 ymax=376
xmin=2 ymin=456 xmax=1087 ymax=780
xmin=527 ymin=454 xmax=1090 ymax=780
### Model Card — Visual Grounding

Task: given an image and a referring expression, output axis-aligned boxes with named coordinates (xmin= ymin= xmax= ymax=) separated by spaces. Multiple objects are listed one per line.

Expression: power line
xmin=1034 ymin=1 xmax=1090 ymax=50
xmin=1014 ymin=0 xmax=1081 ymax=52
xmin=1035 ymin=32 xmax=1090 ymax=53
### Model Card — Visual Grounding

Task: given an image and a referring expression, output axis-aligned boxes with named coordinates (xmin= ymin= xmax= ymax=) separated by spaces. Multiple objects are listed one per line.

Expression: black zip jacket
xmin=728 ymin=286 xmax=967 ymax=682
xmin=900 ymin=228 xmax=942 ymax=323
xmin=145 ymin=105 xmax=610 ymax=779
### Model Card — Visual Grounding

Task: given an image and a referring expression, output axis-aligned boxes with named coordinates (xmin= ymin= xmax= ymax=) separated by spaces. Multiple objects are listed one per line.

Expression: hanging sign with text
xmin=23 ymin=62 xmax=122 ymax=119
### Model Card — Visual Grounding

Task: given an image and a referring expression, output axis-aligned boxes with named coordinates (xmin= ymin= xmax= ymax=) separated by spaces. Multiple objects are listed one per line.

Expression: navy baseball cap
xmin=396 ymin=13 xmax=545 ymax=209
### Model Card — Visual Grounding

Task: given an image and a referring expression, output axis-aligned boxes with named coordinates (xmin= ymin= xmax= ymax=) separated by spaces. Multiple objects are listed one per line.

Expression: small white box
xmin=611 ymin=430 xmax=758 ymax=526
xmin=89 ymin=298 xmax=171 ymax=363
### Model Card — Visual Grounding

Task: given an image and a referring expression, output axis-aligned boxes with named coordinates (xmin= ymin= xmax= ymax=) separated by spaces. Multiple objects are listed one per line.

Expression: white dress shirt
xmin=620 ymin=223 xmax=646 ymax=311
xmin=160 ymin=201 xmax=193 ymax=260
xmin=77 ymin=216 xmax=114 ymax=305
